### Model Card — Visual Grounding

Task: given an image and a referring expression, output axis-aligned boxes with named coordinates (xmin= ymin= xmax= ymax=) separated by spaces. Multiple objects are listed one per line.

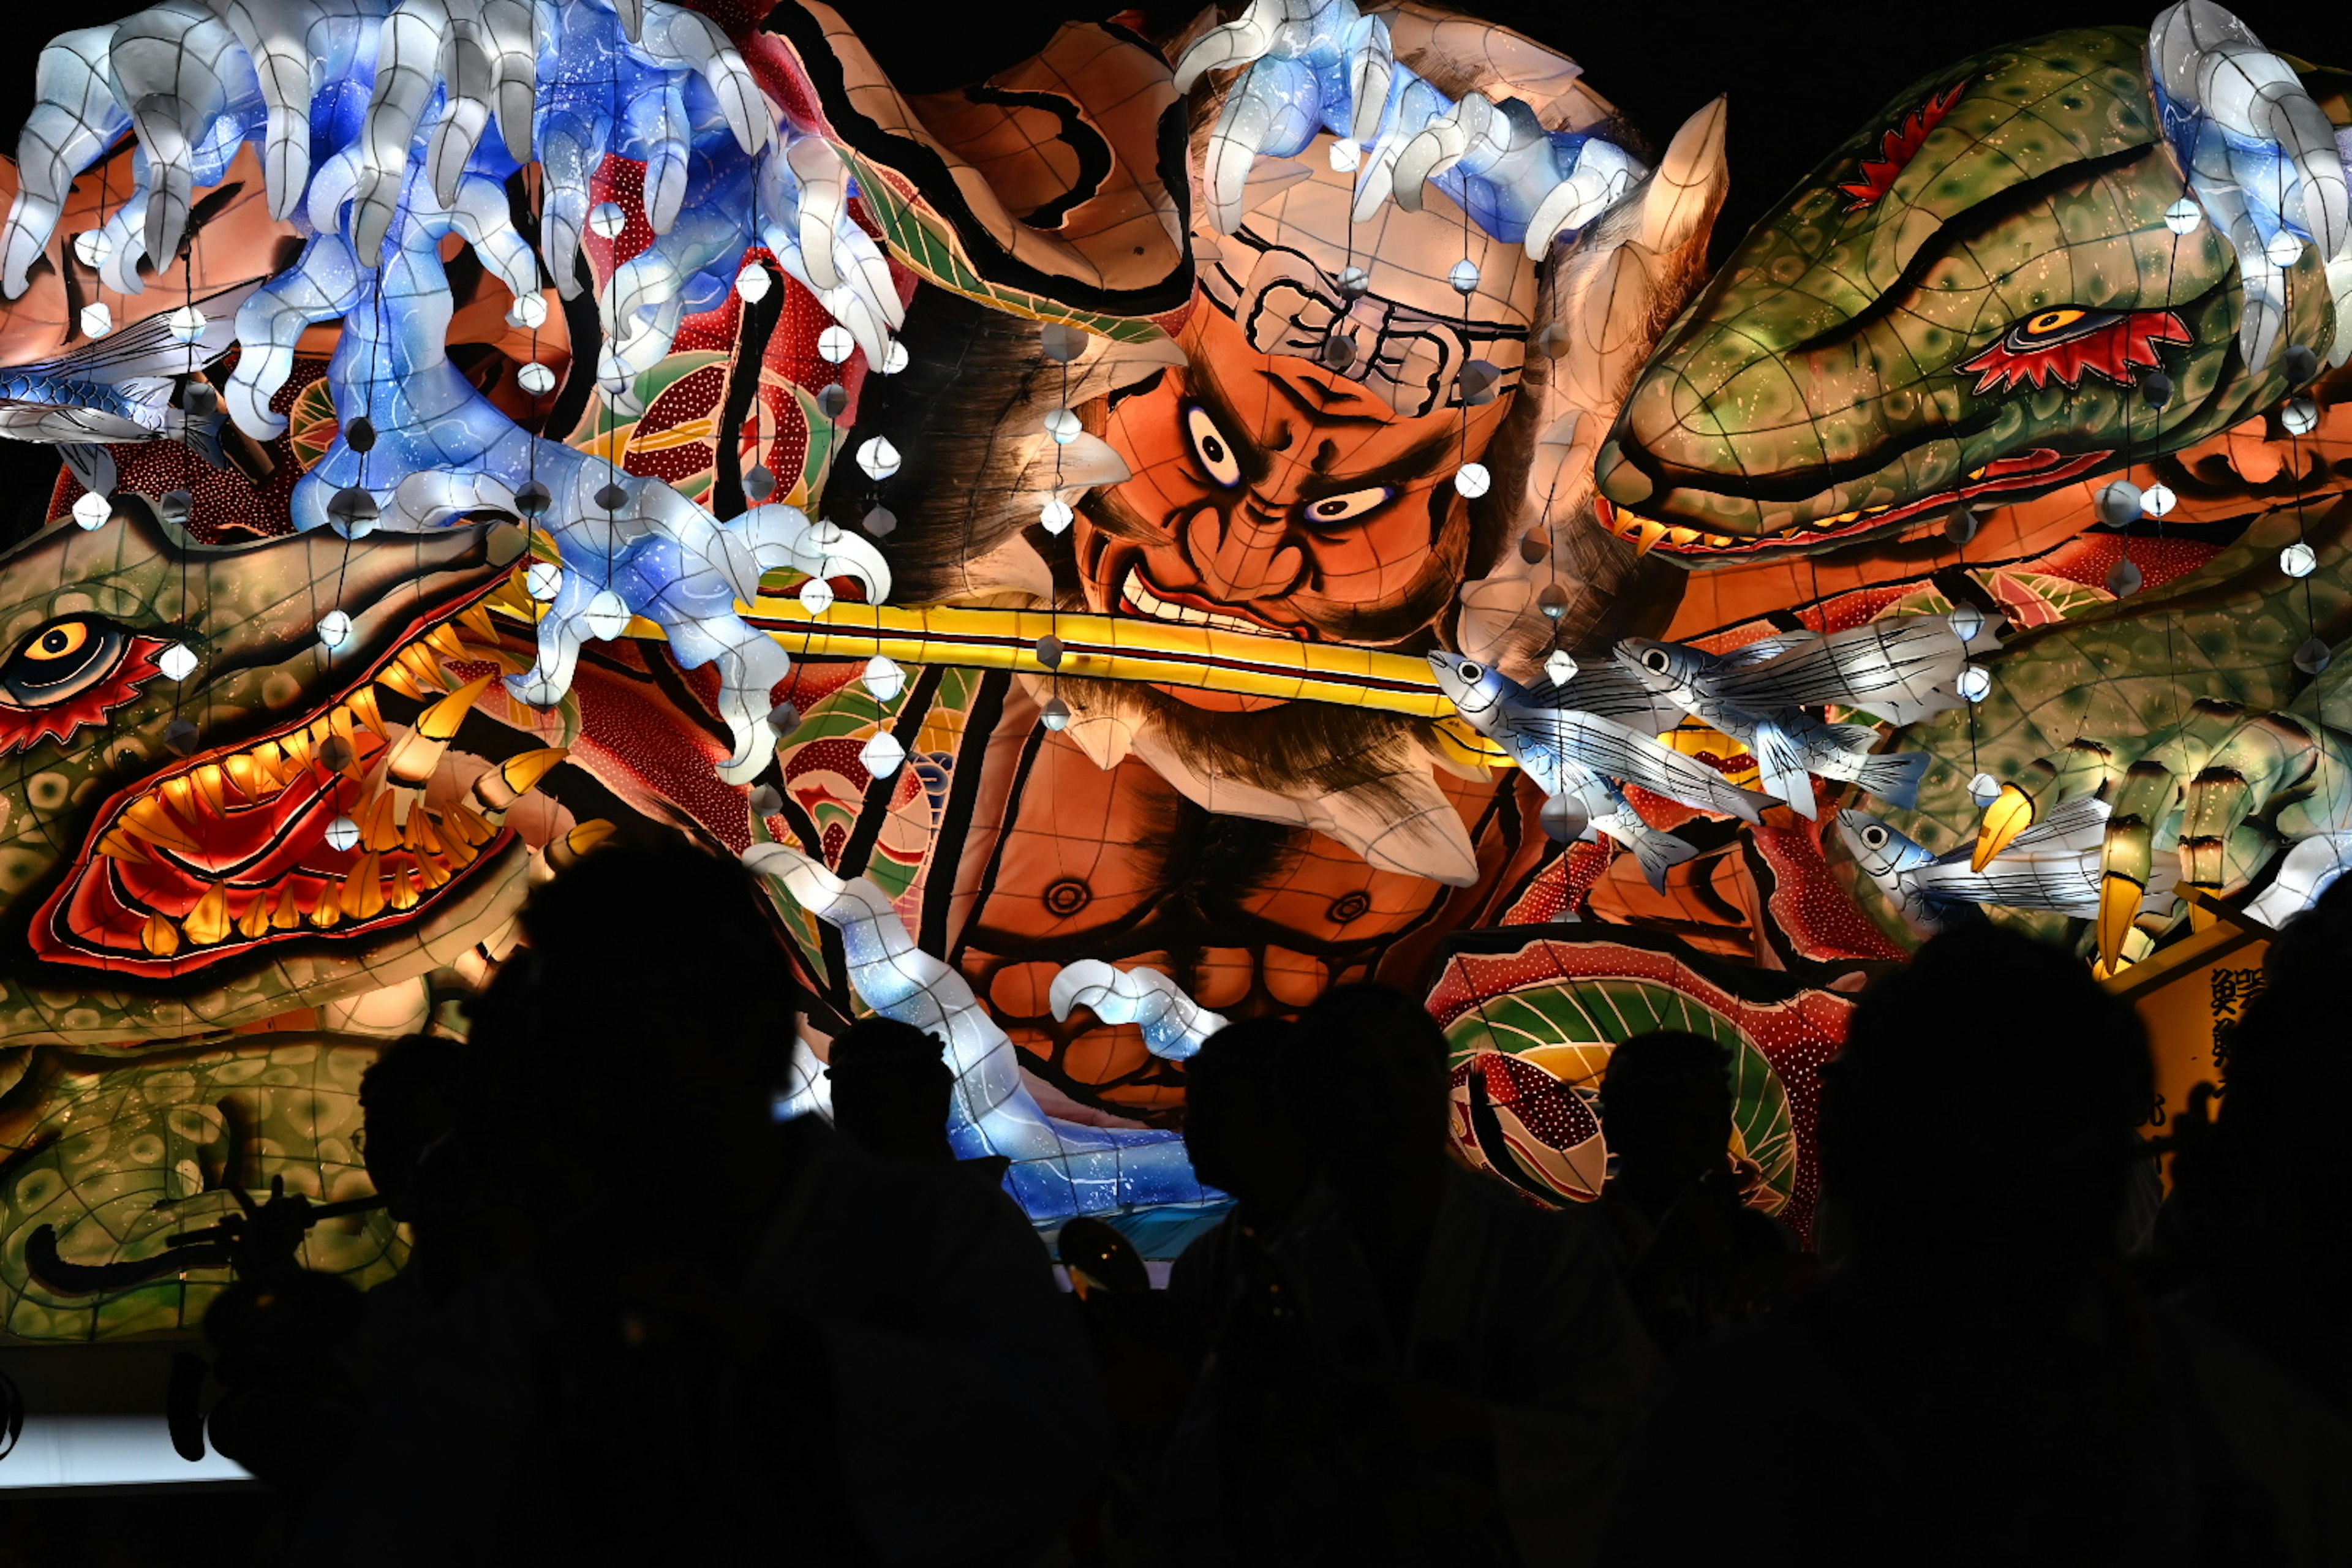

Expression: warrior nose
xmin=1187 ymin=502 xmax=1306 ymax=603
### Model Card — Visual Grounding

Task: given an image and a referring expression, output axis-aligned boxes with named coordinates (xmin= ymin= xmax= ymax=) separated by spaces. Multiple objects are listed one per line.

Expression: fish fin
xmin=179 ymin=410 xmax=228 ymax=470
xmin=1710 ymin=619 xmax=1963 ymax=712
xmin=58 ymin=443 xmax=113 ymax=496
xmin=111 ymin=377 xmax=175 ymax=418
xmin=1546 ymin=664 xmax=1687 ymax=731
xmin=16 ymin=281 xmax=260 ymax=386
xmin=1855 ymin=748 xmax=1929 ymax=810
xmin=1624 ymin=828 xmax=1697 ymax=891
xmin=1750 ymin=720 xmax=1818 ymax=816
xmin=1825 ymin=722 xmax=1886 ymax=752
xmin=1717 ymin=631 xmax=1819 ymax=668
xmin=1550 ymin=711 xmax=1767 ymax=824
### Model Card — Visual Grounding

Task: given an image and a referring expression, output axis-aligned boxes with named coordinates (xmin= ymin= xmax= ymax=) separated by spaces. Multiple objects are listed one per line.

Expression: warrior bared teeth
xmin=1665 ymin=526 xmax=1702 ymax=546
xmin=1705 ymin=535 xmax=1736 ymax=548
xmin=183 ymin=881 xmax=231 ymax=946
xmin=141 ymin=911 xmax=181 ymax=957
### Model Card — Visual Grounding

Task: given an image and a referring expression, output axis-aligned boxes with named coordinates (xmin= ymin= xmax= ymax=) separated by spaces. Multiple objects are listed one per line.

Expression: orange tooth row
xmin=119 ymin=746 xmax=575 ymax=959
xmin=1599 ymin=509 xmax=1739 ymax=555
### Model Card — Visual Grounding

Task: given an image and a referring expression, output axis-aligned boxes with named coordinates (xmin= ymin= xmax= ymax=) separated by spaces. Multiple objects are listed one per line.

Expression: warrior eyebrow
xmin=1186 ymin=356 xmax=1275 ymax=484
xmin=1257 ymin=368 xmax=1387 ymax=426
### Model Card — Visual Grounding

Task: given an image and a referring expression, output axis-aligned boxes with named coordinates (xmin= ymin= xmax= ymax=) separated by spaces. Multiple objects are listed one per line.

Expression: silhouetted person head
xmin=465 ymin=840 xmax=795 ymax=1226
xmin=358 ymin=1034 xmax=466 ymax=1223
xmin=1603 ymin=1030 xmax=1733 ymax=1221
xmin=827 ymin=1017 xmax=956 ymax=1162
xmin=1826 ymin=924 xmax=2148 ymax=1282
xmin=1183 ymin=1018 xmax=1311 ymax=1223
xmin=1297 ymin=983 xmax=1451 ymax=1201
xmin=2199 ymin=875 xmax=2352 ymax=1311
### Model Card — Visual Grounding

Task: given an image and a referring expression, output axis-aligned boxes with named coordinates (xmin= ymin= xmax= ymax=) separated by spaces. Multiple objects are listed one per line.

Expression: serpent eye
xmin=2003 ymin=307 xmax=2118 ymax=349
xmin=1184 ymin=405 xmax=1243 ymax=488
xmin=1861 ymin=824 xmax=1888 ymax=849
xmin=1642 ymin=649 xmax=1670 ymax=673
xmin=1 ymin=617 xmax=129 ymax=707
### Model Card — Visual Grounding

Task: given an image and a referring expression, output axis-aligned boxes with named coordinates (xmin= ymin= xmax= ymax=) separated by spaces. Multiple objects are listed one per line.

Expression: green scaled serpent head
xmin=0 ymin=505 xmax=559 ymax=1047
xmin=1593 ymin=24 xmax=2342 ymax=562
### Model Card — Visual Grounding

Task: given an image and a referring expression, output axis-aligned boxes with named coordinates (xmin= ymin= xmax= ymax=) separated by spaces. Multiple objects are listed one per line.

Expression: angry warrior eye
xmin=1184 ymin=405 xmax=1243 ymax=488
xmin=1302 ymin=485 xmax=1394 ymax=526
xmin=1 ymin=617 xmax=129 ymax=707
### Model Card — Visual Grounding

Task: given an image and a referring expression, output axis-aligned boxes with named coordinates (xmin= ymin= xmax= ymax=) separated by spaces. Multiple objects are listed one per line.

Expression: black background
xmin=0 ymin=0 xmax=2332 ymax=541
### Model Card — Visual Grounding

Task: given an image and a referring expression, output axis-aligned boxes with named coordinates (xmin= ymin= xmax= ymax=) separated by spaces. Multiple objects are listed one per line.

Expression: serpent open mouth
xmin=1600 ymin=447 xmax=2114 ymax=560
xmin=31 ymin=595 xmax=585 ymax=977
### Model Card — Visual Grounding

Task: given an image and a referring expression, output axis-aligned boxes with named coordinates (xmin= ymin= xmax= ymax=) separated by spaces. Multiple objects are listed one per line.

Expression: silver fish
xmin=1546 ymin=761 xmax=1700 ymax=889
xmin=1428 ymin=652 xmax=1773 ymax=847
xmin=2243 ymin=832 xmax=2352 ymax=929
xmin=1614 ymin=635 xmax=1932 ymax=818
xmin=1836 ymin=795 xmax=2174 ymax=933
xmin=0 ymin=282 xmax=254 ymax=461
xmin=1670 ymin=614 xmax=1994 ymax=727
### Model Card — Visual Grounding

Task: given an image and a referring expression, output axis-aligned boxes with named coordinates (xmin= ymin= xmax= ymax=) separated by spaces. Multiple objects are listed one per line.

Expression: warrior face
xmin=1077 ymin=149 xmax=1534 ymax=707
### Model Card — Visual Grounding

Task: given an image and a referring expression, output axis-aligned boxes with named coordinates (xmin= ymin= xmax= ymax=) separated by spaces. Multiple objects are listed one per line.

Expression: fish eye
xmin=1459 ymin=662 xmax=1481 ymax=680
xmin=1861 ymin=824 xmax=1888 ymax=848
xmin=1302 ymin=485 xmax=1393 ymax=526
xmin=1 ymin=616 xmax=130 ymax=707
xmin=1642 ymin=649 xmax=1670 ymax=673
xmin=1183 ymin=405 xmax=1243 ymax=488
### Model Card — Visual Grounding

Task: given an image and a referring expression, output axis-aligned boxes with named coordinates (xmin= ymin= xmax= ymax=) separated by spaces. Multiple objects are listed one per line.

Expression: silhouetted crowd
xmin=143 ymin=843 xmax=2352 ymax=1565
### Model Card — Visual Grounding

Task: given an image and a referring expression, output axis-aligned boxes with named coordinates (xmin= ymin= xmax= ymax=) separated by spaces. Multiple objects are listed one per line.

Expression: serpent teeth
xmin=236 ymin=894 xmax=274 ymax=940
xmin=96 ymin=828 xmax=151 ymax=863
xmin=141 ymin=912 xmax=181 ymax=957
xmin=120 ymin=794 xmax=201 ymax=851
xmin=182 ymin=881 xmax=232 ymax=946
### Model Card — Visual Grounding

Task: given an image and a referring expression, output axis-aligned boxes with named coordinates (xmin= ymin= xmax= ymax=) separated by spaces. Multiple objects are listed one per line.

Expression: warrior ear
xmin=1449 ymin=99 xmax=1730 ymax=673
xmin=1634 ymin=96 xmax=1730 ymax=262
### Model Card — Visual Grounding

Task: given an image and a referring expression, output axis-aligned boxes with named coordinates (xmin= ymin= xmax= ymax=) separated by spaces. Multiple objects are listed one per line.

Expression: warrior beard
xmin=1048 ymin=673 xmax=1482 ymax=885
